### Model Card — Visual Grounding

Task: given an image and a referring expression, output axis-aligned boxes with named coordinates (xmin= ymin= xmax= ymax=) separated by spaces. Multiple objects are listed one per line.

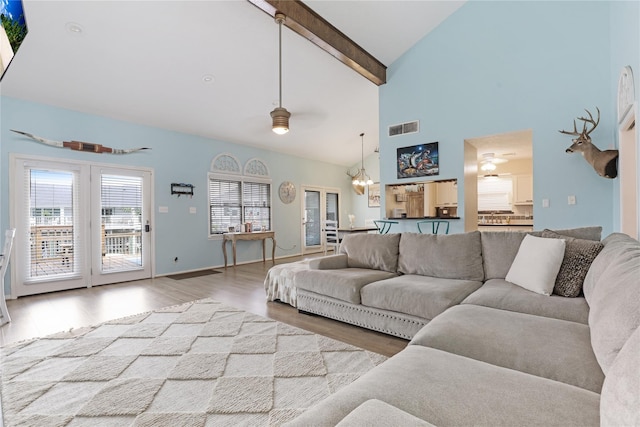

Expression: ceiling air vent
xmin=388 ymin=120 xmax=419 ymax=137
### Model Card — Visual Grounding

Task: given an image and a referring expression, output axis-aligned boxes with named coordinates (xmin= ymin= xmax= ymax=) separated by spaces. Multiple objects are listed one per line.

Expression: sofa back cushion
xmin=480 ymin=231 xmax=528 ymax=280
xmin=339 ymin=233 xmax=401 ymax=272
xmin=530 ymin=226 xmax=602 ymax=241
xmin=540 ymin=229 xmax=604 ymax=297
xmin=583 ymin=233 xmax=640 ymax=374
xmin=398 ymin=231 xmax=484 ymax=281
xmin=481 ymin=226 xmax=603 ymax=280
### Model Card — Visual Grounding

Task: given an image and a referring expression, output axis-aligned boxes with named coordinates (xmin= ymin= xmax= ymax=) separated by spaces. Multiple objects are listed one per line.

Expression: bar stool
xmin=417 ymin=220 xmax=450 ymax=234
xmin=374 ymin=220 xmax=399 ymax=234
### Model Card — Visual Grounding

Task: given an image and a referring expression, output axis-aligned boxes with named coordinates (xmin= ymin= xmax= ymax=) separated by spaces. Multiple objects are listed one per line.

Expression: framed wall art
xmin=368 ymin=183 xmax=380 ymax=207
xmin=397 ymin=142 xmax=439 ymax=179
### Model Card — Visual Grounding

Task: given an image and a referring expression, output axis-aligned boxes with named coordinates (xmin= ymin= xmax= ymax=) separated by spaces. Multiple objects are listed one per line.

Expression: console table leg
xmin=222 ymin=240 xmax=228 ymax=268
xmin=271 ymin=237 xmax=276 ymax=264
xmin=232 ymin=241 xmax=237 ymax=267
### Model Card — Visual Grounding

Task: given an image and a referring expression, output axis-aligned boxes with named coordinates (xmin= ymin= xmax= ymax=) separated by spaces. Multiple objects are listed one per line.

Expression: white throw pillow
xmin=505 ymin=234 xmax=566 ymax=295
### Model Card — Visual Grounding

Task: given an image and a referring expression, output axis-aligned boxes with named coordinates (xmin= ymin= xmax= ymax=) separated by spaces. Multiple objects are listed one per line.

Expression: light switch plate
xmin=159 ymin=206 xmax=169 ymax=213
xmin=568 ymin=195 xmax=576 ymax=205
xmin=189 ymin=207 xmax=197 ymax=214
xmin=542 ymin=199 xmax=550 ymax=208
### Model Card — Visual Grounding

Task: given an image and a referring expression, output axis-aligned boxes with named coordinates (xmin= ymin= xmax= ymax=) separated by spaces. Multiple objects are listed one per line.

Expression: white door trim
xmin=9 ymin=153 xmax=155 ymax=298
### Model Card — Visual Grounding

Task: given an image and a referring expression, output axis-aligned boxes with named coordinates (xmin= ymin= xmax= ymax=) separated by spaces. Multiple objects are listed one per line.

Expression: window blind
xmin=209 ymin=178 xmax=271 ymax=234
xmin=243 ymin=181 xmax=271 ymax=231
xmin=26 ymin=168 xmax=80 ymax=280
xmin=478 ymin=177 xmax=513 ymax=211
xmin=209 ymin=178 xmax=242 ymax=234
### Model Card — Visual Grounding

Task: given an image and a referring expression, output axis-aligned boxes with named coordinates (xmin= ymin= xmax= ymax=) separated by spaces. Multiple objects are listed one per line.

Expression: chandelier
xmin=348 ymin=133 xmax=373 ymax=190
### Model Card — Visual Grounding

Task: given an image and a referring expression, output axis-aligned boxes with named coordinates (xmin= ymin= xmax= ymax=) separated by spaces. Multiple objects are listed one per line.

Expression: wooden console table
xmin=222 ymin=231 xmax=276 ymax=268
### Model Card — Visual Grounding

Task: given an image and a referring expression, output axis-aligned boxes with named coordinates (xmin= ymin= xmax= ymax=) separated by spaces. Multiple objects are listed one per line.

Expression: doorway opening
xmin=465 ymin=130 xmax=534 ymax=231
xmin=10 ymin=155 xmax=153 ymax=297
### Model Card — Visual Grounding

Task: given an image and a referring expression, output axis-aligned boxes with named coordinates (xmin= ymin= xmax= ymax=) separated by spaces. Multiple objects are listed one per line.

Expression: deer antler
xmin=576 ymin=107 xmax=600 ymax=136
xmin=559 ymin=119 xmax=581 ymax=136
xmin=559 ymin=107 xmax=600 ymax=138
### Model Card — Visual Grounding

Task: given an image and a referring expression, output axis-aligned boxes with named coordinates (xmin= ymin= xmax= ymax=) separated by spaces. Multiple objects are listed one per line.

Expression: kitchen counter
xmin=388 ymin=216 xmax=461 ymax=220
xmin=477 ymin=223 xmax=532 ymax=227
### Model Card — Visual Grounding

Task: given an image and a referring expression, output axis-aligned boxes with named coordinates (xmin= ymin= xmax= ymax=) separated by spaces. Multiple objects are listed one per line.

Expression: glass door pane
xmin=100 ymin=174 xmax=143 ymax=273
xmin=91 ymin=167 xmax=152 ymax=286
xmin=326 ymin=192 xmax=339 ymax=224
xmin=303 ymin=189 xmax=321 ymax=250
xmin=28 ymin=169 xmax=78 ymax=279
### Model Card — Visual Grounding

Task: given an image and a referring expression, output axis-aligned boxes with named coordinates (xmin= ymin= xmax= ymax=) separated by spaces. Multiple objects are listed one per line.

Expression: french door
xmin=11 ymin=155 xmax=153 ymax=297
xmin=301 ymin=186 xmax=340 ymax=254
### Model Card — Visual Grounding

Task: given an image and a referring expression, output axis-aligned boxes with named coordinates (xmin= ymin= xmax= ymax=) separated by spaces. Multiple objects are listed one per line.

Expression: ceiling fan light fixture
xmin=271 ymin=107 xmax=290 ymax=135
xmin=480 ymin=162 xmax=496 ymax=172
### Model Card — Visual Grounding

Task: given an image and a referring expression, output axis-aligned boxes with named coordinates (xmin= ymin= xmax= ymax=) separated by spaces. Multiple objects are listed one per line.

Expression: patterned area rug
xmin=0 ymin=299 xmax=387 ymax=426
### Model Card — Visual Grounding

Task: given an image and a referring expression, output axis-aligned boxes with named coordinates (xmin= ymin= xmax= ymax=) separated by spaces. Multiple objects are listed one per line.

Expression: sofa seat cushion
xmin=462 ymin=279 xmax=589 ymax=324
xmin=284 ymin=345 xmax=600 ymax=427
xmin=410 ymin=305 xmax=604 ymax=392
xmin=361 ymin=275 xmax=482 ymax=320
xmin=398 ymin=231 xmax=484 ymax=281
xmin=294 ymin=268 xmax=397 ymax=304
xmin=335 ymin=399 xmax=434 ymax=427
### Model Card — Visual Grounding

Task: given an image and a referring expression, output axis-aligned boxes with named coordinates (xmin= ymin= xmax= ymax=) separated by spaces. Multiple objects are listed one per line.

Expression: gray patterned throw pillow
xmin=541 ymin=229 xmax=604 ymax=297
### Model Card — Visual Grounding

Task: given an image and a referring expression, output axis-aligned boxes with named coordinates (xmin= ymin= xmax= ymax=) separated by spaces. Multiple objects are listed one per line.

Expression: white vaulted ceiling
xmin=1 ymin=1 xmax=465 ymax=166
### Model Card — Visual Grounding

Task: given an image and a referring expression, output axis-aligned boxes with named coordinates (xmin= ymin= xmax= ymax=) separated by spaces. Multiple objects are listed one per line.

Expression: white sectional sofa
xmin=269 ymin=228 xmax=639 ymax=426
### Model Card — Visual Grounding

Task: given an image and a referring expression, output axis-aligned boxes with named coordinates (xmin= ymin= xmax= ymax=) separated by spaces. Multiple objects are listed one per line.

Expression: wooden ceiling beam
xmin=247 ymin=0 xmax=386 ymax=86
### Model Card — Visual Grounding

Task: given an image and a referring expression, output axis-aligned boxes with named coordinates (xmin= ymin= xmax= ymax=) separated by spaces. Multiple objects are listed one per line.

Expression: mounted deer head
xmin=559 ymin=107 xmax=618 ymax=179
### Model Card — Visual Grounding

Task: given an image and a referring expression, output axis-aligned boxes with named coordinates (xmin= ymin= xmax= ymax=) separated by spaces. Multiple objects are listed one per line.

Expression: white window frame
xmin=207 ymin=174 xmax=272 ymax=238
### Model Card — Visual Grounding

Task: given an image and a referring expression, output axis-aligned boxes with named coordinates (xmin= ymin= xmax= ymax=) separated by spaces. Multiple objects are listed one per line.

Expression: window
xmin=208 ymin=177 xmax=271 ymax=235
xmin=478 ymin=176 xmax=513 ymax=211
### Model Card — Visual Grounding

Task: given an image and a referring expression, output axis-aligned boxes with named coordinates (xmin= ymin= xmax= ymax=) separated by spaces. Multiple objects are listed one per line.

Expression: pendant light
xmin=351 ymin=133 xmax=374 ymax=187
xmin=270 ymin=13 xmax=290 ymax=135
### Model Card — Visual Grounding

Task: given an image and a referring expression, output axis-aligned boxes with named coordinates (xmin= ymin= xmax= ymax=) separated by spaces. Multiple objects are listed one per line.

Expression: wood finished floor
xmin=1 ymin=256 xmax=408 ymax=357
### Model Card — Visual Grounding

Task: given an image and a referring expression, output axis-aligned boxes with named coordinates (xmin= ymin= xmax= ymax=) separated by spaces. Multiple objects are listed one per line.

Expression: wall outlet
xmin=568 ymin=195 xmax=576 ymax=205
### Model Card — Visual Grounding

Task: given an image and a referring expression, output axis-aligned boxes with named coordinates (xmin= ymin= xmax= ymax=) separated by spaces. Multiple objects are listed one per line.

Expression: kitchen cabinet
xmin=513 ymin=175 xmax=533 ymax=205
xmin=406 ymin=192 xmax=424 ymax=218
xmin=436 ymin=181 xmax=457 ymax=207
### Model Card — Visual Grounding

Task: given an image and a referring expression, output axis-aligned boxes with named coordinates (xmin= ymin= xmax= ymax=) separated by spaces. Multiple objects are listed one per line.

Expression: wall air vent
xmin=388 ymin=120 xmax=419 ymax=137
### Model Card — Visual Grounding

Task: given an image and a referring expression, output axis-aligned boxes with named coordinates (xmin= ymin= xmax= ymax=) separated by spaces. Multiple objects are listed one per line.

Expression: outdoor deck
xmin=31 ymin=254 xmax=142 ymax=277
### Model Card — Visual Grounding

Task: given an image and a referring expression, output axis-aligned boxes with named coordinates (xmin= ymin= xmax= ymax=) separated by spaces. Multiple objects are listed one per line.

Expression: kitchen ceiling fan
xmin=479 ymin=152 xmax=508 ymax=171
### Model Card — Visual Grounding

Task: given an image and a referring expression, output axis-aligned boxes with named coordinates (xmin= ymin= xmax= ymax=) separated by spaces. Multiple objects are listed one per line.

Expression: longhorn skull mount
xmin=559 ymin=107 xmax=618 ymax=179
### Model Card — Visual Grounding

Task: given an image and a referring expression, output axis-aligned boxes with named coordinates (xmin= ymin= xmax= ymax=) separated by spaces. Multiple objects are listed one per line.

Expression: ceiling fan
xmin=479 ymin=152 xmax=508 ymax=172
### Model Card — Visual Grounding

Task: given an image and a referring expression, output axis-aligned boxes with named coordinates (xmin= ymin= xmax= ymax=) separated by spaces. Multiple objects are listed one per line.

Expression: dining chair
xmin=417 ymin=220 xmax=450 ymax=235
xmin=323 ymin=220 xmax=340 ymax=255
xmin=373 ymin=220 xmax=398 ymax=234
xmin=1 ymin=228 xmax=16 ymax=326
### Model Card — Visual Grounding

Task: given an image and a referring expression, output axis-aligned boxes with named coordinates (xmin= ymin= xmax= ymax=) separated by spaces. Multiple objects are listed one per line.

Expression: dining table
xmin=337 ymin=226 xmax=377 ymax=240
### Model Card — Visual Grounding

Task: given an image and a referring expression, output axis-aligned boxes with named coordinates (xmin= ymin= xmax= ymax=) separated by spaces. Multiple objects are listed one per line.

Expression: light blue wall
xmin=1 ymin=96 xmax=354 ymax=282
xmin=609 ymin=0 xmax=640 ymax=232
xmin=380 ymin=1 xmax=616 ymax=235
